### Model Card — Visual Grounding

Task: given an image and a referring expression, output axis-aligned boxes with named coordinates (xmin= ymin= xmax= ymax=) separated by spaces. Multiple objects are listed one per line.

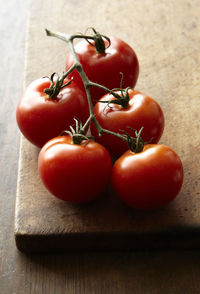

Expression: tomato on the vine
xmin=91 ymin=89 xmax=165 ymax=157
xmin=16 ymin=77 xmax=89 ymax=148
xmin=112 ymin=144 xmax=184 ymax=210
xmin=65 ymin=36 xmax=139 ymax=104
xmin=38 ymin=135 xmax=112 ymax=202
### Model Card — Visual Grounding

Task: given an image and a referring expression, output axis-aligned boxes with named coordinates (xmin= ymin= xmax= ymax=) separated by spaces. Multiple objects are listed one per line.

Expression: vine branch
xmin=45 ymin=28 xmax=144 ymax=152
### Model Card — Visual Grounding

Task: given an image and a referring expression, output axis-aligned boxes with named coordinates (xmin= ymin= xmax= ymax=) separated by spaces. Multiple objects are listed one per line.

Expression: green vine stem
xmin=45 ymin=28 xmax=144 ymax=152
xmin=62 ymin=118 xmax=93 ymax=145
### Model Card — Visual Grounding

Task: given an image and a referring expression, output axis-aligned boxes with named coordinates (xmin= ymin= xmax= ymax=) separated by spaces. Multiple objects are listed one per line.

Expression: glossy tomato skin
xmin=91 ymin=90 xmax=165 ymax=158
xmin=16 ymin=78 xmax=89 ymax=148
xmin=112 ymin=144 xmax=184 ymax=210
xmin=65 ymin=37 xmax=139 ymax=103
xmin=38 ymin=135 xmax=112 ymax=202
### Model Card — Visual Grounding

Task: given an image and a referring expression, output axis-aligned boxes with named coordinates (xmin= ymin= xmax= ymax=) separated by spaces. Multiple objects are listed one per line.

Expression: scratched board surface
xmin=15 ymin=0 xmax=200 ymax=252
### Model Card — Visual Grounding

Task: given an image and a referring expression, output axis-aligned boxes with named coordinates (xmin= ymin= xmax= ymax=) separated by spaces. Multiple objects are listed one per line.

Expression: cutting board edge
xmin=14 ymin=227 xmax=200 ymax=253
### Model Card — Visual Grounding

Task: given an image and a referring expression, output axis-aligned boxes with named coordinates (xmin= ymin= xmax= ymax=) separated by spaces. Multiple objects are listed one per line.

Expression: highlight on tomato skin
xmin=91 ymin=89 xmax=165 ymax=158
xmin=38 ymin=135 xmax=113 ymax=203
xmin=65 ymin=36 xmax=139 ymax=104
xmin=16 ymin=77 xmax=89 ymax=148
xmin=111 ymin=144 xmax=184 ymax=210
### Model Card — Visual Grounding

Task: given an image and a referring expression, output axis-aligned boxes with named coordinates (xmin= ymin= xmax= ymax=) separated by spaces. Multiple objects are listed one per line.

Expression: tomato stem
xmin=84 ymin=27 xmax=111 ymax=54
xmin=43 ymin=64 xmax=76 ymax=99
xmin=95 ymin=73 xmax=130 ymax=108
xmin=88 ymin=81 xmax=122 ymax=100
xmin=81 ymin=114 xmax=94 ymax=133
xmin=45 ymin=28 xmax=144 ymax=153
xmin=62 ymin=118 xmax=94 ymax=145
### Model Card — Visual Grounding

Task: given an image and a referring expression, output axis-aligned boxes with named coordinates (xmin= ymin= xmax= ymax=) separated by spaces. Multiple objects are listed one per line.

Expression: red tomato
xmin=112 ymin=144 xmax=184 ymax=210
xmin=38 ymin=135 xmax=112 ymax=202
xmin=16 ymin=78 xmax=89 ymax=148
xmin=91 ymin=89 xmax=165 ymax=157
xmin=65 ymin=37 xmax=139 ymax=104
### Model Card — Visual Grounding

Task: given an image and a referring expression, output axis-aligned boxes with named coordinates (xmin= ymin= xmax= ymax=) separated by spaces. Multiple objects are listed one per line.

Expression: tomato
xmin=90 ymin=89 xmax=165 ymax=158
xmin=16 ymin=77 xmax=89 ymax=148
xmin=65 ymin=37 xmax=139 ymax=104
xmin=112 ymin=144 xmax=184 ymax=210
xmin=38 ymin=135 xmax=112 ymax=202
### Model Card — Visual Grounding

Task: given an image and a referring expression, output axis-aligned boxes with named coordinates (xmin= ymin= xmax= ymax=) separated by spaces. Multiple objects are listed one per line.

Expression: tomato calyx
xmin=94 ymin=123 xmax=145 ymax=154
xmin=123 ymin=127 xmax=145 ymax=153
xmin=62 ymin=118 xmax=93 ymax=145
xmin=85 ymin=27 xmax=111 ymax=54
xmin=43 ymin=72 xmax=73 ymax=99
xmin=97 ymin=73 xmax=130 ymax=108
xmin=98 ymin=86 xmax=131 ymax=109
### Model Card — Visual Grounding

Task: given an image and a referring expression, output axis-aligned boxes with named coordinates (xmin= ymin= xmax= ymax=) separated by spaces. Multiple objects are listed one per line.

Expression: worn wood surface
xmin=1 ymin=0 xmax=200 ymax=293
xmin=15 ymin=0 xmax=200 ymax=252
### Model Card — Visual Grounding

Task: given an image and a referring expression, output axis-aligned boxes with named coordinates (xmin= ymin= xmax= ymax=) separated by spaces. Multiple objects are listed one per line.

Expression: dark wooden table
xmin=1 ymin=0 xmax=200 ymax=293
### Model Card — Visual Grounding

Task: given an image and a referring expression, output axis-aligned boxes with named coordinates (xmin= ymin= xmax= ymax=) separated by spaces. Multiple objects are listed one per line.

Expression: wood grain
xmin=2 ymin=1 xmax=200 ymax=293
xmin=0 ymin=0 xmax=28 ymax=292
xmin=14 ymin=0 xmax=200 ymax=252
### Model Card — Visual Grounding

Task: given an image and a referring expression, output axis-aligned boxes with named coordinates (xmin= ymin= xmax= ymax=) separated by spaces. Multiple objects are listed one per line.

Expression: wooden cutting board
xmin=15 ymin=0 xmax=200 ymax=252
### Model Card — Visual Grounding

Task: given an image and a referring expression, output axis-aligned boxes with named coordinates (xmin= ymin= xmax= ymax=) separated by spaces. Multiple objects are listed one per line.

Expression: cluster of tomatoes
xmin=16 ymin=29 xmax=184 ymax=210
